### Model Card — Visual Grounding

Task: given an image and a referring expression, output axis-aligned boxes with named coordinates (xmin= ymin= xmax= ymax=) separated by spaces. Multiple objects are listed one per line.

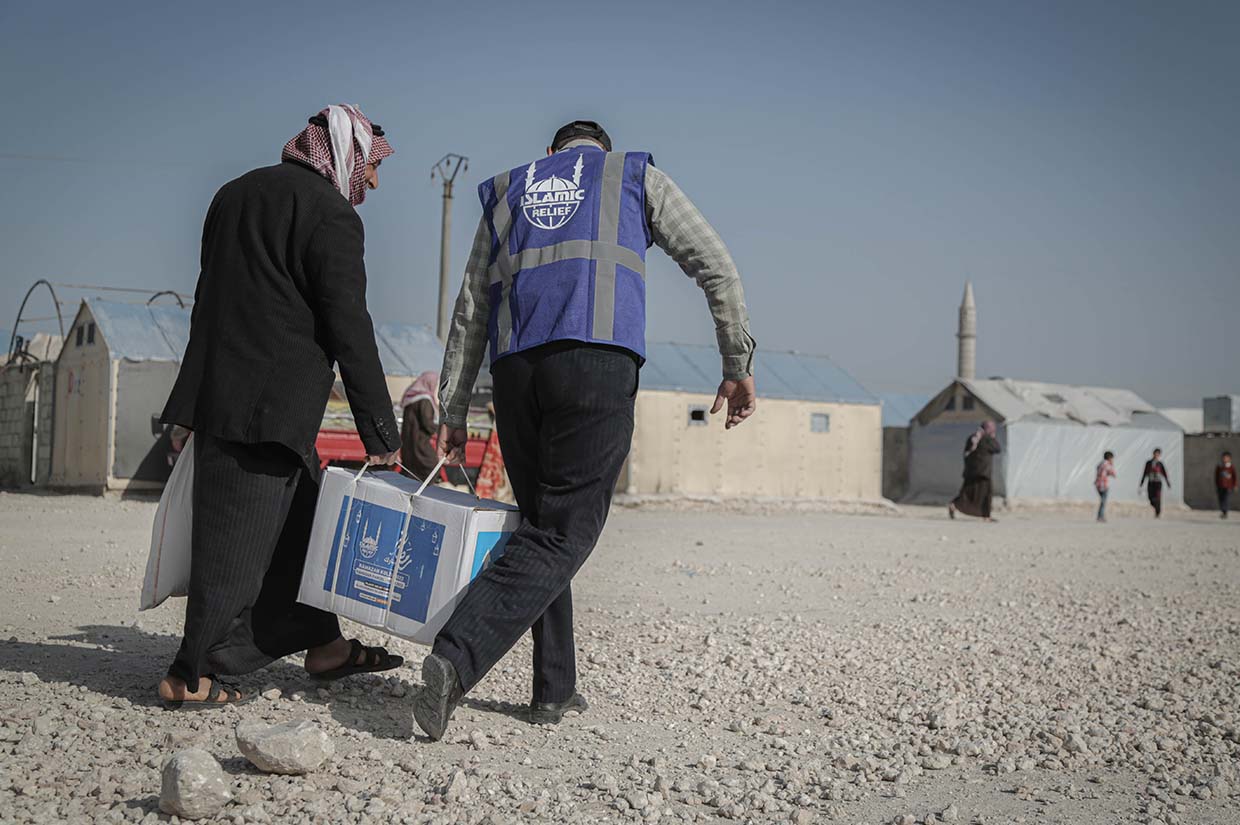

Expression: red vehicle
xmin=315 ymin=379 xmax=502 ymax=490
xmin=314 ymin=427 xmax=491 ymax=478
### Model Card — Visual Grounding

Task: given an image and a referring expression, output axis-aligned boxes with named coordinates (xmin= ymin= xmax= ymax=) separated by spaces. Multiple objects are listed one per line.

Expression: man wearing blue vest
xmin=415 ymin=120 xmax=757 ymax=740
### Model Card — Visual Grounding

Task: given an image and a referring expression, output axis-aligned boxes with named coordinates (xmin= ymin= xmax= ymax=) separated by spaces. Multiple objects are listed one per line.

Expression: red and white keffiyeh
xmin=401 ymin=370 xmax=441 ymax=421
xmin=282 ymin=104 xmax=393 ymax=206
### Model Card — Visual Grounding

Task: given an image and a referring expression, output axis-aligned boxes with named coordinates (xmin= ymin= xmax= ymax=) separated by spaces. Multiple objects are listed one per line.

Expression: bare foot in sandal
xmin=305 ymin=638 xmax=402 ymax=681
xmin=158 ymin=674 xmax=248 ymax=709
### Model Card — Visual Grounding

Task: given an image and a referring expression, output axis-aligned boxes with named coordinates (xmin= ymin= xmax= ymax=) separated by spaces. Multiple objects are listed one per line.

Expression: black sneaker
xmin=414 ymin=654 xmax=463 ymax=741
xmin=529 ymin=692 xmax=588 ymax=725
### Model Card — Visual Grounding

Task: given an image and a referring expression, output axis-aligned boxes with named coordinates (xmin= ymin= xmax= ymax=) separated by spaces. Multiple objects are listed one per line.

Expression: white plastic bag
xmin=140 ymin=433 xmax=195 ymax=610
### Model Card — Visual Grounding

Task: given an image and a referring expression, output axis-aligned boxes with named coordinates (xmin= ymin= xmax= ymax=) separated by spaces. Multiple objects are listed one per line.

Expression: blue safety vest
xmin=478 ymin=146 xmax=653 ymax=364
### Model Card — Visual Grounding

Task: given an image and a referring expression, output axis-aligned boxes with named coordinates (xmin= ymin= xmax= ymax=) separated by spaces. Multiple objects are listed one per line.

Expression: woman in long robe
xmin=949 ymin=420 xmax=1001 ymax=521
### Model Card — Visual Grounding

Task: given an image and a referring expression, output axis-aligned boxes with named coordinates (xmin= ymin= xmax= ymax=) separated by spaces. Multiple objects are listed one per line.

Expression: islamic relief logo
xmin=521 ymin=155 xmax=586 ymax=230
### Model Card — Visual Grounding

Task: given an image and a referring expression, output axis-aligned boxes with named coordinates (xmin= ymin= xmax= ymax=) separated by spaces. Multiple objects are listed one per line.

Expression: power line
xmin=0 ymin=152 xmax=205 ymax=168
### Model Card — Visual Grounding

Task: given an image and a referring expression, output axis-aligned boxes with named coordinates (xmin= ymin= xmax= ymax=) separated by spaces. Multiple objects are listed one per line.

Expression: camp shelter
xmin=879 ymin=393 xmax=930 ymax=501
xmin=51 ymin=300 xmax=190 ymax=491
xmin=620 ymin=343 xmax=882 ymax=499
xmin=907 ymin=378 xmax=1183 ymax=506
xmin=374 ymin=323 xmax=447 ymax=403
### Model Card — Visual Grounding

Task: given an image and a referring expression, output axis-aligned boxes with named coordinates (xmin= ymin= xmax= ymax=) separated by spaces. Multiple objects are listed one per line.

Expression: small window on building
xmin=962 ymin=396 xmax=975 ymax=411
xmin=945 ymin=395 xmax=956 ymax=411
xmin=75 ymin=326 xmax=84 ymax=347
xmin=688 ymin=406 xmax=708 ymax=426
xmin=87 ymin=323 xmax=96 ymax=344
xmin=810 ymin=413 xmax=830 ymax=433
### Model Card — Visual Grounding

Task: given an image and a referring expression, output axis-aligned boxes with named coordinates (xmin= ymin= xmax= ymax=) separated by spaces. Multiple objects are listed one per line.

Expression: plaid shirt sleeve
xmin=645 ymin=165 xmax=756 ymax=380
xmin=437 ymin=215 xmax=493 ymax=428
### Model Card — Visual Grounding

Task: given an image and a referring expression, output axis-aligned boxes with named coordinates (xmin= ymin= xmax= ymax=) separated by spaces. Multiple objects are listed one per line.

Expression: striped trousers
xmin=167 ymin=434 xmax=340 ymax=692
xmin=434 ymin=342 xmax=637 ymax=703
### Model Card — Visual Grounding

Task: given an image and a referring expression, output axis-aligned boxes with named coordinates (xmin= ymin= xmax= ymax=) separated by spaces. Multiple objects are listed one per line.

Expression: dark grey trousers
xmin=168 ymin=433 xmax=340 ymax=692
xmin=434 ymin=342 xmax=638 ymax=704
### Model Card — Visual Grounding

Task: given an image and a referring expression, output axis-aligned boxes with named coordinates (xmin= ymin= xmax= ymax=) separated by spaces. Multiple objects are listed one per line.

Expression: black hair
xmin=1153 ymin=447 xmax=1162 ymax=453
xmin=551 ymin=120 xmax=612 ymax=152
xmin=1224 ymin=451 xmax=1233 ymax=458
xmin=1104 ymin=451 xmax=1114 ymax=460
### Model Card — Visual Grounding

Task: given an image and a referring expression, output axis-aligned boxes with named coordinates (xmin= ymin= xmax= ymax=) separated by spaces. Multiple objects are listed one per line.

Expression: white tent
xmin=907 ymin=378 xmax=1183 ymax=506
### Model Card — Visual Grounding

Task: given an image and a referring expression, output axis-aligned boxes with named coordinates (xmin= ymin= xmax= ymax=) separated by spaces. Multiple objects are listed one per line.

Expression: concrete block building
xmin=620 ymin=343 xmax=882 ymax=500
xmin=0 ymin=335 xmax=61 ymax=487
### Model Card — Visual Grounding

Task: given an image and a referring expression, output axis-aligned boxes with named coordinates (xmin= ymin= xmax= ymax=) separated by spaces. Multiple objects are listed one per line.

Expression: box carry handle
xmin=413 ymin=454 xmax=477 ymax=498
xmin=352 ymin=457 xmax=476 ymax=498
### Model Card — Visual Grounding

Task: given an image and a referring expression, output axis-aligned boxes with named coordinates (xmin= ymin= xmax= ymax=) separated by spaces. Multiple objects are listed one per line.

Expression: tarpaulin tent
xmin=906 ymin=378 xmax=1183 ymax=506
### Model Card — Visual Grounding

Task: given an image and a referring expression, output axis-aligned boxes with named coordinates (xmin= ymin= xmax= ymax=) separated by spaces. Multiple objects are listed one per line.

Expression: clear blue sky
xmin=1 ymin=1 xmax=1236 ymax=406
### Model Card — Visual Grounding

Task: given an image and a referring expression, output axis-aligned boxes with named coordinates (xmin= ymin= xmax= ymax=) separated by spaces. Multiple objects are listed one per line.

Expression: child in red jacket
xmin=1217 ymin=452 xmax=1237 ymax=519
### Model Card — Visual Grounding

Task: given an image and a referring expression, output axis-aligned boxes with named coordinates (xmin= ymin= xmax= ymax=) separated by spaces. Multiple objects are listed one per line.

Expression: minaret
xmin=957 ymin=281 xmax=976 ymax=379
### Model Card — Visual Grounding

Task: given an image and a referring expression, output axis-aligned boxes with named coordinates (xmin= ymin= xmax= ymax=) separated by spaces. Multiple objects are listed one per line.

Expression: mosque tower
xmin=957 ymin=281 xmax=976 ymax=380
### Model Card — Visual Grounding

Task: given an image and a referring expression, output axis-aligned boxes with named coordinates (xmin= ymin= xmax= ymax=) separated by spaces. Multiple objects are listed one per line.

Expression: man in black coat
xmin=157 ymin=105 xmax=403 ymax=708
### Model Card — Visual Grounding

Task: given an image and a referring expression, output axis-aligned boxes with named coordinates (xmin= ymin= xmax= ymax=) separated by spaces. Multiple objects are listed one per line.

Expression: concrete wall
xmin=0 ymin=368 xmax=32 ymax=485
xmin=35 ymin=366 xmax=54 ymax=484
xmin=0 ymin=367 xmax=35 ymax=486
xmin=624 ymin=391 xmax=882 ymax=499
xmin=1184 ymin=433 xmax=1240 ymax=510
xmin=0 ymin=364 xmax=55 ymax=487
xmin=882 ymin=426 xmax=910 ymax=502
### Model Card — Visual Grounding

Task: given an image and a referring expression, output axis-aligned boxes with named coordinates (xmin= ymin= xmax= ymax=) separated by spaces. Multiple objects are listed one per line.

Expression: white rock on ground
xmin=158 ymin=748 xmax=231 ymax=820
xmin=236 ymin=719 xmax=334 ymax=774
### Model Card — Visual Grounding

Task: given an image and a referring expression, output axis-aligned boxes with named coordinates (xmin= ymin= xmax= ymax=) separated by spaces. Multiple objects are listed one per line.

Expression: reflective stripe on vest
xmin=485 ymin=151 xmax=646 ymax=356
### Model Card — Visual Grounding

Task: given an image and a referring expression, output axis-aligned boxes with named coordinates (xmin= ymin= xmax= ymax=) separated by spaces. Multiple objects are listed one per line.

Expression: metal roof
xmin=374 ymin=323 xmax=444 ymax=377
xmin=641 ymin=342 xmax=877 ymax=405
xmin=879 ymin=393 xmax=930 ymax=427
xmin=954 ymin=378 xmax=1178 ymax=429
xmin=79 ymin=301 xmax=448 ymax=376
xmin=86 ymin=300 xmax=192 ymax=362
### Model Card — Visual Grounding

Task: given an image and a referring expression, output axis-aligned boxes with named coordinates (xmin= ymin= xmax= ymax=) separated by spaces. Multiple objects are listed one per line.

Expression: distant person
xmin=948 ymin=420 xmax=1001 ymax=522
xmin=1095 ymin=450 xmax=1117 ymax=522
xmin=400 ymin=370 xmax=441 ymax=482
xmin=157 ymin=105 xmax=404 ymax=709
xmin=1217 ymin=451 xmax=1237 ymax=519
xmin=1139 ymin=448 xmax=1171 ymax=518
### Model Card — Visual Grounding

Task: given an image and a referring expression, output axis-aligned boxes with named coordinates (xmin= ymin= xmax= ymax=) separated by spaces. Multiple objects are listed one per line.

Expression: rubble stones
xmin=2 ymin=494 xmax=1239 ymax=825
xmin=236 ymin=720 xmax=334 ymax=775
xmin=158 ymin=749 xmax=231 ymax=820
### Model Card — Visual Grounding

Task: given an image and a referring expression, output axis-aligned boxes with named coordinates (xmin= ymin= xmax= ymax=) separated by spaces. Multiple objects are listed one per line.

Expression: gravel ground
xmin=0 ymin=490 xmax=1237 ymax=825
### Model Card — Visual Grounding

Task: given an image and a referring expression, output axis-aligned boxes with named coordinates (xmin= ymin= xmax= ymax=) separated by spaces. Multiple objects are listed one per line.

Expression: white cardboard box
xmin=298 ymin=468 xmax=520 ymax=645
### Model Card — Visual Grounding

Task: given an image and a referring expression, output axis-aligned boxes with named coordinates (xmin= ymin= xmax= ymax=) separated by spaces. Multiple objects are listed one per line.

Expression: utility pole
xmin=431 ymin=153 xmax=469 ymax=343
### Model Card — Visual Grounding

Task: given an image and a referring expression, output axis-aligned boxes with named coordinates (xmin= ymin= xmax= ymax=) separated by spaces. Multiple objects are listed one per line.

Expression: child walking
xmin=1217 ymin=452 xmax=1237 ymax=519
xmin=1095 ymin=451 xmax=1116 ymax=522
xmin=1140 ymin=448 xmax=1171 ymax=518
